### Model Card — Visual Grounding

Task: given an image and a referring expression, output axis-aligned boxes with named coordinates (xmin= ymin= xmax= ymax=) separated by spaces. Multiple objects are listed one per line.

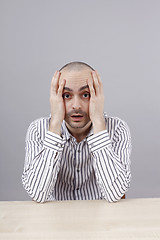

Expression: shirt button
xmin=56 ymin=143 xmax=61 ymax=147
xmin=77 ymin=188 xmax=79 ymax=191
xmin=77 ymin=169 xmax=80 ymax=172
xmin=77 ymin=150 xmax=80 ymax=153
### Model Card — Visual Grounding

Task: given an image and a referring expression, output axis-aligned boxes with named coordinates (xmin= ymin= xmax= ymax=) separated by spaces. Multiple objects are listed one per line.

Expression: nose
xmin=72 ymin=96 xmax=81 ymax=110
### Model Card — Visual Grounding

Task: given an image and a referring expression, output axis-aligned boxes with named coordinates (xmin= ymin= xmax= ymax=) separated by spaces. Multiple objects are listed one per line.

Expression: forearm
xmin=22 ymin=149 xmax=60 ymax=202
xmin=87 ymin=121 xmax=131 ymax=202
xmin=93 ymin=146 xmax=131 ymax=202
xmin=22 ymin=124 xmax=64 ymax=203
xmin=92 ymin=117 xmax=106 ymax=135
xmin=49 ymin=117 xmax=62 ymax=136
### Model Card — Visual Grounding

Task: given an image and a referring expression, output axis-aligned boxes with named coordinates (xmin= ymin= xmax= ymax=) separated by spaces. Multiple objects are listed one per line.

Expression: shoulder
xmin=28 ymin=116 xmax=50 ymax=128
xmin=26 ymin=116 xmax=51 ymax=140
xmin=103 ymin=112 xmax=131 ymax=136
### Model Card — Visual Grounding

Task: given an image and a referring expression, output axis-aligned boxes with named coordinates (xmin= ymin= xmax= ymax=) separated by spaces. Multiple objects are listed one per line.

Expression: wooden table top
xmin=0 ymin=198 xmax=160 ymax=240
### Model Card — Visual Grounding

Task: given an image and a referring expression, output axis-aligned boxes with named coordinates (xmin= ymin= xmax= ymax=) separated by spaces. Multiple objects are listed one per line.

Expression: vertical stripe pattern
xmin=22 ymin=113 xmax=131 ymax=203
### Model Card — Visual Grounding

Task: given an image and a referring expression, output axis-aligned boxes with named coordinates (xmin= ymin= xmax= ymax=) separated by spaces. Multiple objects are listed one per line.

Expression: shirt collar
xmin=61 ymin=120 xmax=94 ymax=141
xmin=61 ymin=121 xmax=71 ymax=140
xmin=49 ymin=112 xmax=108 ymax=141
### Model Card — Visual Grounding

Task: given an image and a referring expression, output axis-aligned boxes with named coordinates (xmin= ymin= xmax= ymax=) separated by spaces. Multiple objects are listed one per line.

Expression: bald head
xmin=59 ymin=61 xmax=95 ymax=72
xmin=59 ymin=61 xmax=94 ymax=95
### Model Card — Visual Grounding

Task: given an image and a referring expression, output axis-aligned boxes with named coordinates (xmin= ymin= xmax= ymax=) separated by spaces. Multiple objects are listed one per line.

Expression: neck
xmin=65 ymin=121 xmax=92 ymax=142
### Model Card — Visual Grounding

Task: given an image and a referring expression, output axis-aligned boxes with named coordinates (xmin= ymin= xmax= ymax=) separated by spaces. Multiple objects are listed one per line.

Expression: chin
xmin=65 ymin=119 xmax=91 ymax=129
xmin=68 ymin=122 xmax=87 ymax=129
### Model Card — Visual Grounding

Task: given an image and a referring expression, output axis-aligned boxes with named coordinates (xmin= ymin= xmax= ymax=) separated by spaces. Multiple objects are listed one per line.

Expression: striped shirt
xmin=22 ymin=113 xmax=131 ymax=203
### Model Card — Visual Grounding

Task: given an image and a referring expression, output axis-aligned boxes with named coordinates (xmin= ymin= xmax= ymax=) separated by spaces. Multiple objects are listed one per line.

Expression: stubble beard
xmin=64 ymin=110 xmax=91 ymax=129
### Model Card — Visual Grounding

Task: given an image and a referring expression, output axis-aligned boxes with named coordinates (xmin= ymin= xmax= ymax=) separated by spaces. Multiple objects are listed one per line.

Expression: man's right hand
xmin=49 ymin=71 xmax=66 ymax=135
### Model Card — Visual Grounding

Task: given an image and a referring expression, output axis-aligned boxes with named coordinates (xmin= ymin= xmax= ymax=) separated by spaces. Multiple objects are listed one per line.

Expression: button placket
xmin=76 ymin=143 xmax=82 ymax=172
xmin=73 ymin=143 xmax=82 ymax=198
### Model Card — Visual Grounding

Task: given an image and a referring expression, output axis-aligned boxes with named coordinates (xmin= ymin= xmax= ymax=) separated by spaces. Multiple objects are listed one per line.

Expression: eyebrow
xmin=63 ymin=85 xmax=89 ymax=92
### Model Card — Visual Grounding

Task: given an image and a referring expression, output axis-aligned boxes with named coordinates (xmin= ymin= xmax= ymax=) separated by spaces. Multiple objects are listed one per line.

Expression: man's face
xmin=60 ymin=69 xmax=92 ymax=131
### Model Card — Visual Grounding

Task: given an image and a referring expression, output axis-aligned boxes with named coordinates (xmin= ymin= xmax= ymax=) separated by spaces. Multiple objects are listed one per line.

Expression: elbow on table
xmin=32 ymin=198 xmax=46 ymax=204
xmin=22 ymin=184 xmax=47 ymax=203
xmin=23 ymin=186 xmax=48 ymax=203
xmin=106 ymin=193 xmax=126 ymax=203
xmin=31 ymin=190 xmax=50 ymax=203
xmin=32 ymin=195 xmax=48 ymax=203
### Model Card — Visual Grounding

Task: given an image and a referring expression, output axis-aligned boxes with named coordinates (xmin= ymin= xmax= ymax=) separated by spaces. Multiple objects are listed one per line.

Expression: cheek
xmin=63 ymin=100 xmax=70 ymax=112
xmin=81 ymin=99 xmax=90 ymax=110
xmin=84 ymin=101 xmax=90 ymax=112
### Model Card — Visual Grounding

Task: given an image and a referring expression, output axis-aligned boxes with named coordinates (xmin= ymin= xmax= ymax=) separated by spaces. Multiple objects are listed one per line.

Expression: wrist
xmin=92 ymin=117 xmax=106 ymax=134
xmin=49 ymin=118 xmax=62 ymax=135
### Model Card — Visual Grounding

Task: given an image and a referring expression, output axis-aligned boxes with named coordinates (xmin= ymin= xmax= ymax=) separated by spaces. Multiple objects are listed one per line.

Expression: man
xmin=22 ymin=61 xmax=131 ymax=203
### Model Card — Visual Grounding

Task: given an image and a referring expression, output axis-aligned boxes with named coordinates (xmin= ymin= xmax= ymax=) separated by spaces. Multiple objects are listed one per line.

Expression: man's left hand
xmin=87 ymin=70 xmax=106 ymax=134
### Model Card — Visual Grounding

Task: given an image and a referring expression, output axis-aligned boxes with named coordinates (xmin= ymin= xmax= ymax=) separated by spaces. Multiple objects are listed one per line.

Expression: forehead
xmin=60 ymin=69 xmax=92 ymax=89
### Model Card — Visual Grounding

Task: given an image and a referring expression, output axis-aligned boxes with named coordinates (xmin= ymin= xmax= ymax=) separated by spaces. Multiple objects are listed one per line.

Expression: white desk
xmin=0 ymin=198 xmax=160 ymax=240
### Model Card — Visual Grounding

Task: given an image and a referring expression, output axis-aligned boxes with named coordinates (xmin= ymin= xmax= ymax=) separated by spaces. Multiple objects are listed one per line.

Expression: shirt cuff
xmin=87 ymin=130 xmax=112 ymax=152
xmin=43 ymin=131 xmax=63 ymax=152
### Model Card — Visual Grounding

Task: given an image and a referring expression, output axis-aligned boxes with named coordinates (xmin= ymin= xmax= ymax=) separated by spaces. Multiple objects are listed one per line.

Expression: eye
xmin=83 ymin=92 xmax=90 ymax=98
xmin=63 ymin=93 xmax=71 ymax=99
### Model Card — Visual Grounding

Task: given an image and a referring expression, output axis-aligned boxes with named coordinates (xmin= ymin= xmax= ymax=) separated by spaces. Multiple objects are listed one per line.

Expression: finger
xmin=50 ymin=71 xmax=61 ymax=94
xmin=91 ymin=71 xmax=100 ymax=95
xmin=87 ymin=78 xmax=95 ymax=98
xmin=95 ymin=70 xmax=104 ymax=94
xmin=51 ymin=71 xmax=58 ymax=90
xmin=95 ymin=70 xmax=102 ymax=85
xmin=57 ymin=79 xmax=66 ymax=96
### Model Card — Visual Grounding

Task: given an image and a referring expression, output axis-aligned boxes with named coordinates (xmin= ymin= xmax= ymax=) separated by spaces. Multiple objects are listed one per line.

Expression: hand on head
xmin=49 ymin=66 xmax=105 ymax=136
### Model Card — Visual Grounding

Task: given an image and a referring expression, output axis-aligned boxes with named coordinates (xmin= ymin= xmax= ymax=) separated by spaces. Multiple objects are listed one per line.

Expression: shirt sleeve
xmin=87 ymin=119 xmax=132 ymax=202
xmin=22 ymin=120 xmax=63 ymax=203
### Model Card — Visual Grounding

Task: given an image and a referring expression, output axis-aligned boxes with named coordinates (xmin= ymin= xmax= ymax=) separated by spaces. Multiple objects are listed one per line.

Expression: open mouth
xmin=71 ymin=114 xmax=84 ymax=121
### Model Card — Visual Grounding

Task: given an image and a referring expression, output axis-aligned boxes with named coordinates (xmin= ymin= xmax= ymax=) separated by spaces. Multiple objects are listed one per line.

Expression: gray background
xmin=0 ymin=0 xmax=159 ymax=201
